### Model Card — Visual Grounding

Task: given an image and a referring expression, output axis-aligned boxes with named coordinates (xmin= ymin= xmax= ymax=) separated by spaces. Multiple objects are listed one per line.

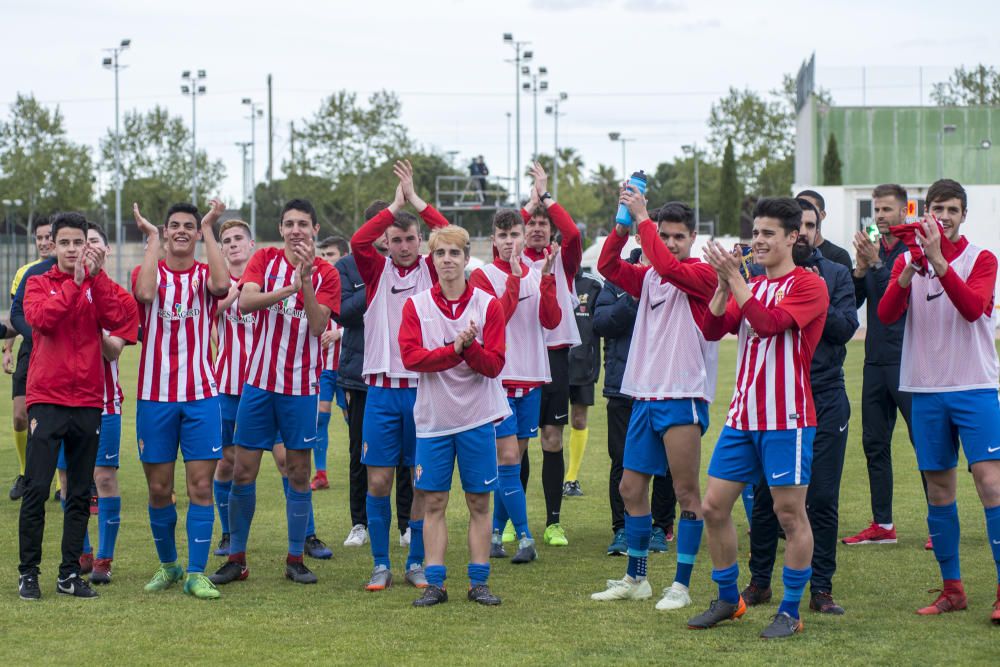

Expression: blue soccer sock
xmin=186 ymin=502 xmax=214 ymax=573
xmin=928 ymin=502 xmax=961 ymax=581
xmin=674 ymin=517 xmax=704 ymax=588
xmin=426 ymin=564 xmax=447 ymax=588
xmin=406 ymin=518 xmax=425 ymax=569
xmin=367 ymin=494 xmax=392 ymax=569
xmin=315 ymin=411 xmax=331 ymax=472
xmin=61 ymin=499 xmax=93 ymax=554
xmin=984 ymin=504 xmax=1000 ymax=584
xmin=778 ymin=565 xmax=811 ymax=619
xmin=625 ymin=513 xmax=652 ymax=581
xmin=148 ymin=504 xmax=178 ymax=564
xmin=286 ymin=487 xmax=312 ymax=557
xmin=498 ymin=464 xmax=532 ymax=540
xmin=96 ymin=496 xmax=121 ymax=560
xmin=214 ymin=479 xmax=232 ymax=534
xmin=227 ymin=482 xmax=256 ymax=558
xmin=282 ymin=477 xmax=316 ymax=536
xmin=740 ymin=486 xmax=755 ymax=524
xmin=712 ymin=563 xmax=740 ymax=604
xmin=468 ymin=562 xmax=490 ymax=587
xmin=492 ymin=489 xmax=510 ymax=532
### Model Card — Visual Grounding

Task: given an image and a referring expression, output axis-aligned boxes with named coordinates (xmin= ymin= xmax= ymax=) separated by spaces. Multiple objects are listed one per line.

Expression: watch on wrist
xmin=540 ymin=191 xmax=553 ymax=202
xmin=872 ymin=260 xmax=884 ymax=271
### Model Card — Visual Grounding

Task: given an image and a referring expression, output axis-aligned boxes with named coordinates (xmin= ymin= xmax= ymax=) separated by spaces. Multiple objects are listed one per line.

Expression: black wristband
xmin=540 ymin=191 xmax=552 ymax=201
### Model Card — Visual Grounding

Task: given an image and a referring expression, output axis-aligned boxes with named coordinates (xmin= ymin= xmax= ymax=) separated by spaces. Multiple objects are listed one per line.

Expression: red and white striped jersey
xmin=241 ymin=246 xmax=341 ymax=396
xmin=323 ymin=321 xmax=342 ymax=371
xmin=133 ymin=261 xmax=220 ymax=402
xmin=214 ymin=279 xmax=258 ymax=396
xmin=102 ymin=356 xmax=122 ymax=416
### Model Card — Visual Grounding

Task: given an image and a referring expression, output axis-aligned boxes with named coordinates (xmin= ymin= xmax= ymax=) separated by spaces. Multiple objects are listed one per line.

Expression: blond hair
xmin=428 ymin=225 xmax=470 ymax=257
xmin=220 ymin=218 xmax=252 ymax=239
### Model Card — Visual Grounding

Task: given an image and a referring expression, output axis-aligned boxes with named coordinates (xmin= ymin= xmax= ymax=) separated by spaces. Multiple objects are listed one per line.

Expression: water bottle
xmin=615 ymin=170 xmax=647 ymax=228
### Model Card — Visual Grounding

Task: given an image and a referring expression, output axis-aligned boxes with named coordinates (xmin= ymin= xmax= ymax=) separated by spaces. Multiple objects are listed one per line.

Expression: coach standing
xmin=17 ymin=214 xmax=136 ymax=601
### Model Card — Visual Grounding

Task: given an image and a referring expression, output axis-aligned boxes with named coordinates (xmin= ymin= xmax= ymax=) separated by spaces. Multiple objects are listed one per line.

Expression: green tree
xmin=644 ymin=155 xmax=721 ymax=223
xmin=823 ymin=133 xmax=843 ymax=186
xmin=0 ymin=93 xmax=94 ymax=229
xmin=718 ymin=137 xmax=741 ymax=236
xmin=931 ymin=65 xmax=1000 ymax=105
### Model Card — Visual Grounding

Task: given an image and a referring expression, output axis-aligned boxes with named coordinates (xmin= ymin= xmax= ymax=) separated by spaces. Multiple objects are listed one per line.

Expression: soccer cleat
xmin=511 ymin=536 xmax=537 ymax=564
xmin=916 ymin=587 xmax=967 ymax=615
xmin=665 ymin=523 xmax=675 ymax=542
xmin=841 ymin=522 xmax=897 ymax=545
xmin=18 ymin=573 xmax=41 ymax=600
xmin=656 ymin=582 xmax=692 ymax=610
xmin=543 ymin=523 xmax=569 ymax=547
xmin=405 ymin=564 xmax=429 ymax=589
xmin=412 ymin=584 xmax=448 ymax=607
xmin=9 ymin=474 xmax=26 ymax=500
xmin=344 ymin=524 xmax=369 ymax=547
xmin=591 ymin=577 xmax=653 ymax=601
xmin=90 ymin=493 xmax=98 ymax=516
xmin=400 ymin=527 xmax=411 ymax=547
xmin=649 ymin=527 xmax=668 ymax=553
xmin=925 ymin=536 xmax=934 ymax=551
xmin=79 ymin=552 xmax=94 ymax=575
xmin=741 ymin=582 xmax=773 ymax=606
xmin=183 ymin=573 xmax=221 ymax=599
xmin=687 ymin=597 xmax=747 ymax=629
xmin=607 ymin=529 xmax=627 ymax=556
xmin=809 ymin=591 xmax=845 ymax=615
xmin=214 ymin=533 xmax=231 ymax=557
xmin=310 ymin=470 xmax=330 ymax=491
xmin=285 ymin=560 xmax=318 ymax=584
xmin=992 ymin=593 xmax=1000 ymax=625
xmin=490 ymin=530 xmax=508 ymax=558
xmin=365 ymin=565 xmax=393 ymax=591
xmin=89 ymin=558 xmax=113 ymax=585
xmin=502 ymin=521 xmax=515 ymax=544
xmin=57 ymin=573 xmax=98 ymax=599
xmin=562 ymin=480 xmax=583 ymax=497
xmin=144 ymin=563 xmax=184 ymax=592
xmin=304 ymin=534 xmax=333 ymax=560
xmin=468 ymin=584 xmax=502 ymax=606
xmin=760 ymin=612 xmax=803 ymax=639
xmin=209 ymin=559 xmax=248 ymax=585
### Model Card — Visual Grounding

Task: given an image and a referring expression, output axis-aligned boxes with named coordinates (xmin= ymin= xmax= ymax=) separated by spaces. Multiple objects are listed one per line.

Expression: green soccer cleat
xmin=502 ymin=521 xmax=515 ymax=544
xmin=144 ymin=563 xmax=184 ymax=592
xmin=543 ymin=523 xmax=569 ymax=547
xmin=183 ymin=573 xmax=221 ymax=600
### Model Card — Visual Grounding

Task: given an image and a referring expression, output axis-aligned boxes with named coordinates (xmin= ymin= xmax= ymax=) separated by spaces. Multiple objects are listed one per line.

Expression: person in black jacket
xmin=336 ymin=200 xmax=413 ymax=549
xmin=563 ymin=271 xmax=603 ymax=497
xmin=592 ymin=246 xmax=676 ymax=556
xmin=796 ymin=190 xmax=853 ymax=273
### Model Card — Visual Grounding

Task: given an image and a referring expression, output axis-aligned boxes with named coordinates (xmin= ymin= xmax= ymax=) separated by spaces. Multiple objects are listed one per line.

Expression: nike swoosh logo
xmin=484 ymin=476 xmax=498 ymax=485
xmin=993 ymin=539 xmax=1000 ymax=545
xmin=988 ymin=445 xmax=1000 ymax=453
xmin=771 ymin=471 xmax=791 ymax=479
xmin=929 ymin=533 xmax=940 ymax=538
xmin=839 ymin=423 xmax=848 ymax=433
xmin=504 ymin=490 xmax=518 ymax=496
xmin=529 ymin=427 xmax=538 ymax=433
xmin=303 ymin=437 xmax=317 ymax=443
xmin=649 ymin=299 xmax=666 ymax=311
xmin=444 ymin=340 xmax=454 ymax=348
xmin=926 ymin=291 xmax=945 ymax=301
xmin=212 ymin=446 xmax=222 ymax=452
xmin=58 ymin=582 xmax=75 ymax=594
xmin=105 ymin=453 xmax=119 ymax=459
xmin=616 ymin=292 xmax=627 ymax=299
xmin=153 ymin=537 xmax=164 ymax=542
xmin=194 ymin=538 xmax=210 ymax=543
xmin=554 ymin=413 xmax=568 ymax=420
xmin=518 ymin=295 xmax=532 ymax=302
xmin=219 ymin=503 xmax=228 ymax=508
xmin=293 ymin=512 xmax=308 ymax=517
xmin=390 ymin=285 xmax=415 ymax=294
xmin=354 ymin=282 xmax=365 ymax=289
xmin=107 ymin=520 xmax=120 ymax=525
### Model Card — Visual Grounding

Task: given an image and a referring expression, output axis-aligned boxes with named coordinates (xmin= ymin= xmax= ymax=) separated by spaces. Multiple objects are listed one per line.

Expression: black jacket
xmin=853 ymin=239 xmax=909 ymax=366
xmin=818 ymin=239 xmax=853 ymax=273
xmin=334 ymin=254 xmax=368 ymax=392
xmin=568 ymin=272 xmax=603 ymax=386
xmin=592 ymin=249 xmax=642 ymax=399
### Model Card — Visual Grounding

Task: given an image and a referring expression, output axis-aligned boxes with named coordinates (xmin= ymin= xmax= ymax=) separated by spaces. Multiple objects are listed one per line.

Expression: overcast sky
xmin=4 ymin=0 xmax=1000 ymax=208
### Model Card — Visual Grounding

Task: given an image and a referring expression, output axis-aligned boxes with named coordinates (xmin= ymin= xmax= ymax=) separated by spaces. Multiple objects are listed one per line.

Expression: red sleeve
xmin=702 ymin=296 xmax=743 ymax=341
xmin=741 ymin=298 xmax=797 ymax=337
xmin=597 ymin=232 xmax=647 ymax=299
xmin=108 ymin=283 xmax=140 ymax=344
xmin=637 ymin=218 xmax=717 ymax=302
xmin=315 ymin=262 xmax=342 ymax=319
xmin=25 ymin=275 xmax=78 ymax=335
xmin=939 ymin=251 xmax=997 ymax=322
xmin=538 ymin=274 xmax=562 ymax=330
xmin=419 ymin=205 xmax=450 ymax=229
xmin=461 ymin=298 xmax=506 ymax=378
xmin=520 ymin=208 xmax=531 ymax=224
xmin=350 ymin=208 xmax=392 ymax=288
xmin=755 ymin=273 xmax=828 ymax=335
xmin=398 ymin=299 xmax=463 ymax=373
xmin=548 ymin=203 xmax=581 ymax=280
xmin=877 ymin=254 xmax=911 ymax=325
xmin=239 ymin=249 xmax=267 ymax=289
xmin=468 ymin=268 xmax=497 ymax=296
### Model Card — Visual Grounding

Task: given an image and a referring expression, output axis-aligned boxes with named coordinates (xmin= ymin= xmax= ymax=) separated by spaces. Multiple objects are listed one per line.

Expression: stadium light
xmin=682 ymin=144 xmax=701 ymax=229
xmin=504 ymin=33 xmax=531 ymax=204
xmin=242 ymin=98 xmax=265 ymax=238
xmin=181 ymin=69 xmax=207 ymax=203
xmin=103 ymin=37 xmax=131 ymax=283
xmin=609 ymin=133 xmax=634 ymax=180
xmin=545 ymin=93 xmax=567 ymax=199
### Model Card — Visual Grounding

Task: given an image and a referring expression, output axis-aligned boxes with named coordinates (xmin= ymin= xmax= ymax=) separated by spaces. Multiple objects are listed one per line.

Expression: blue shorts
xmin=137 ymin=398 xmax=222 ymax=464
xmin=59 ymin=414 xmax=123 ymax=470
xmin=415 ymin=423 xmax=499 ymax=493
xmin=235 ymin=384 xmax=318 ymax=451
xmin=623 ymin=399 xmax=710 ymax=477
xmin=361 ymin=385 xmax=417 ymax=467
xmin=912 ymin=389 xmax=1000 ymax=471
xmin=494 ymin=389 xmax=542 ymax=440
xmin=220 ymin=393 xmax=240 ymax=447
xmin=320 ymin=370 xmax=348 ymax=411
xmin=708 ymin=425 xmax=815 ymax=487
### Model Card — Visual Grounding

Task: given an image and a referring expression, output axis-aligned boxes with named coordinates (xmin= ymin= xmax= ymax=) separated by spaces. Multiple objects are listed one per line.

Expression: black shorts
xmin=12 ymin=343 xmax=29 ymax=399
xmin=569 ymin=383 xmax=595 ymax=407
xmin=540 ymin=347 xmax=570 ymax=426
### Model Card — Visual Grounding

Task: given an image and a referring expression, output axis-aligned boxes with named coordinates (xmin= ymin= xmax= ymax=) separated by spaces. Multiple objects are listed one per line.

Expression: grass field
xmin=0 ymin=340 xmax=998 ymax=665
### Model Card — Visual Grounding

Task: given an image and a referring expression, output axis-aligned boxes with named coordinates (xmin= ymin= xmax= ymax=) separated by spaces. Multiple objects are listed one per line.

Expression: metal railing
xmin=435 ymin=175 xmax=513 ymax=211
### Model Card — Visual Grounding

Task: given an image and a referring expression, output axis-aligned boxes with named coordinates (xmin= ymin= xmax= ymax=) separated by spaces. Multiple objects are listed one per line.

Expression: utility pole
xmin=102 ymin=38 xmax=130 ymax=284
xmin=504 ymin=33 xmax=532 ymax=205
xmin=545 ymin=92 xmax=567 ymax=200
xmin=181 ymin=69 xmax=207 ymax=204
xmin=267 ymin=74 xmax=274 ymax=184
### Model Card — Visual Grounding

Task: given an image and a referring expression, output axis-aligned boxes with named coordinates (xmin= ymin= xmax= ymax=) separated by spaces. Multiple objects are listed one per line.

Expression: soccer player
xmin=741 ymin=199 xmax=858 ymax=615
xmin=352 ymin=161 xmax=448 ymax=591
xmin=794 ymin=190 xmax=852 ymax=272
xmin=562 ymin=270 xmax=602 ymax=498
xmin=133 ymin=200 xmax=231 ymax=600
xmin=211 ymin=199 xmax=340 ymax=586
xmin=17 ymin=212 xmax=134 ymax=601
xmin=877 ymin=179 xmax=1000 ymax=623
xmin=468 ymin=209 xmax=560 ymax=564
xmin=399 ymin=224 xmax=508 ymax=607
xmin=591 ymin=194 xmax=718 ymax=611
xmin=6 ymin=216 xmax=53 ymax=501
xmin=843 ymin=184 xmax=929 ymax=548
xmin=689 ymin=197 xmax=828 ymax=639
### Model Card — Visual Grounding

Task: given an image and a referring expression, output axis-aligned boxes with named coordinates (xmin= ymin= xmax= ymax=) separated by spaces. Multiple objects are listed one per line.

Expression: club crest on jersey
xmin=85 ymin=288 xmax=93 ymax=303
xmin=191 ymin=277 xmax=200 ymax=291
xmin=138 ymin=438 xmax=144 ymax=454
xmin=774 ymin=287 xmax=786 ymax=304
xmin=363 ymin=441 xmax=368 ymax=458
xmin=415 ymin=464 xmax=423 ymax=481
xmin=30 ymin=418 xmax=37 ymax=435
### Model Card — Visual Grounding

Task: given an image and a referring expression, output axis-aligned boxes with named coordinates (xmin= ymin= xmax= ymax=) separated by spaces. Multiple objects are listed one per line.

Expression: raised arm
xmin=132 ymin=203 xmax=161 ymax=304
xmin=201 ymin=199 xmax=232 ymax=297
xmin=597 ymin=227 xmax=646 ymax=299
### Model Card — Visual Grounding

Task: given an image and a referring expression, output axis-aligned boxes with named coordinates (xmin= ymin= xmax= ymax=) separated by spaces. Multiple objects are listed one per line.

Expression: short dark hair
xmin=872 ymin=183 xmax=907 ymax=205
xmin=50 ymin=212 xmax=89 ymax=241
xmin=31 ymin=215 xmax=51 ymax=233
xmin=87 ymin=221 xmax=109 ymax=245
xmin=390 ymin=211 xmax=419 ymax=232
xmin=795 ymin=197 xmax=821 ymax=224
xmin=281 ymin=198 xmax=318 ymax=226
xmin=795 ymin=189 xmax=825 ymax=212
xmin=529 ymin=206 xmax=550 ymax=222
xmin=364 ymin=199 xmax=389 ymax=221
xmin=165 ymin=202 xmax=201 ymax=225
xmin=317 ymin=235 xmax=349 ymax=256
xmin=492 ymin=208 xmax=523 ymax=231
xmin=753 ymin=197 xmax=802 ymax=234
xmin=926 ymin=178 xmax=967 ymax=211
xmin=654 ymin=201 xmax=696 ymax=232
